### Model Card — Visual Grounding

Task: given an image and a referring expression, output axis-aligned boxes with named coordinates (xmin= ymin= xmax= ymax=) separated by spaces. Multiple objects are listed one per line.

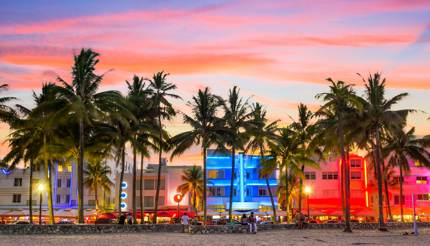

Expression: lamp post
xmin=304 ymin=186 xmax=312 ymax=219
xmin=37 ymin=183 xmax=44 ymax=225
xmin=174 ymin=194 xmax=183 ymax=222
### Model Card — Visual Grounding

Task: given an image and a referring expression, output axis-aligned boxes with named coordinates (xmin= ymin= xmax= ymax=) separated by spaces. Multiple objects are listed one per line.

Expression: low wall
xmin=0 ymin=222 xmax=429 ymax=235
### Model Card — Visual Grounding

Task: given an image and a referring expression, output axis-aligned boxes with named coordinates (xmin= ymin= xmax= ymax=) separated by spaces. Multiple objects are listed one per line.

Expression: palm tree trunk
xmin=261 ymin=150 xmax=276 ymax=222
xmin=132 ymin=142 xmax=137 ymax=222
xmin=153 ymin=110 xmax=163 ymax=224
xmin=140 ymin=153 xmax=144 ymax=224
xmin=383 ymin=170 xmax=393 ymax=221
xmin=95 ymin=186 xmax=99 ymax=211
xmin=118 ymin=146 xmax=126 ymax=218
xmin=284 ymin=158 xmax=290 ymax=223
xmin=203 ymin=146 xmax=208 ymax=226
xmin=298 ymin=165 xmax=304 ymax=217
xmin=29 ymin=159 xmax=33 ymax=224
xmin=374 ymin=130 xmax=386 ymax=231
xmin=78 ymin=118 xmax=84 ymax=224
xmin=399 ymin=165 xmax=404 ymax=223
xmin=47 ymin=160 xmax=54 ymax=224
xmin=343 ymin=146 xmax=351 ymax=232
xmin=228 ymin=148 xmax=236 ymax=223
xmin=193 ymin=190 xmax=197 ymax=214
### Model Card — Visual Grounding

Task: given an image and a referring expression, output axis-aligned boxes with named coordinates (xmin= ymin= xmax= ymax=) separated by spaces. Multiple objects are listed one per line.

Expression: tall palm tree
xmin=220 ymin=86 xmax=251 ymax=222
xmin=315 ymin=79 xmax=363 ymax=232
xmin=147 ymin=71 xmax=181 ymax=224
xmin=84 ymin=159 xmax=113 ymax=210
xmin=357 ymin=73 xmax=411 ymax=231
xmin=126 ymin=75 xmax=155 ymax=222
xmin=290 ymin=104 xmax=316 ymax=221
xmin=170 ymin=87 xmax=222 ymax=225
xmin=176 ymin=166 xmax=204 ymax=214
xmin=383 ymin=127 xmax=430 ymax=222
xmin=55 ymin=49 xmax=123 ymax=223
xmin=246 ymin=102 xmax=278 ymax=221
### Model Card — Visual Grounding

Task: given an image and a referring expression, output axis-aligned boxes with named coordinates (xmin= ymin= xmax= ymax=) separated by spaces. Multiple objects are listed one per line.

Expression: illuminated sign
xmin=121 ymin=192 xmax=127 ymax=199
xmin=121 ymin=181 xmax=128 ymax=189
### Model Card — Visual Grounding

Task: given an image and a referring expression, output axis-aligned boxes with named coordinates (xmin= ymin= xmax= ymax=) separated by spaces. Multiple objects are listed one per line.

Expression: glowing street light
xmin=37 ymin=183 xmax=45 ymax=225
xmin=304 ymin=186 xmax=312 ymax=218
xmin=173 ymin=194 xmax=183 ymax=222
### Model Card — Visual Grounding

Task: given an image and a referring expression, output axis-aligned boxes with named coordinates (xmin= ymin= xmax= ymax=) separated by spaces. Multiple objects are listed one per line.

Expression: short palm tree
xmin=383 ymin=127 xmax=430 ymax=222
xmin=170 ymin=87 xmax=222 ymax=225
xmin=357 ymin=73 xmax=411 ymax=230
xmin=84 ymin=159 xmax=113 ymax=210
xmin=220 ymin=86 xmax=251 ymax=222
xmin=246 ymin=102 xmax=278 ymax=221
xmin=176 ymin=166 xmax=204 ymax=214
xmin=147 ymin=71 xmax=181 ymax=224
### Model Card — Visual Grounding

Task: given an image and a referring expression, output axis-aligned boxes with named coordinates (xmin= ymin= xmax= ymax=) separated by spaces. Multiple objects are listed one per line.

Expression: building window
xmin=66 ymin=179 xmax=71 ymax=188
xmin=57 ymin=179 xmax=62 ymax=188
xmin=258 ymin=187 xmax=267 ymax=196
xmin=351 ymin=172 xmax=361 ymax=180
xmin=350 ymin=159 xmax=361 ymax=168
xmin=14 ymin=178 xmax=23 ymax=187
xmin=417 ymin=194 xmax=430 ymax=201
xmin=246 ymin=172 xmax=250 ymax=179
xmin=88 ymin=200 xmax=96 ymax=206
xmin=160 ymin=179 xmax=165 ymax=190
xmin=158 ymin=196 xmax=165 ymax=206
xmin=209 ymin=187 xmax=223 ymax=197
xmin=246 ymin=188 xmax=250 ymax=196
xmin=67 ymin=165 xmax=72 ymax=172
xmin=56 ymin=194 xmax=61 ymax=204
xmin=12 ymin=194 xmax=21 ymax=203
xmin=144 ymin=196 xmax=154 ymax=207
xmin=58 ymin=165 xmax=63 ymax=172
xmin=394 ymin=195 xmax=405 ymax=205
xmin=415 ymin=161 xmax=424 ymax=167
xmin=144 ymin=180 xmax=154 ymax=190
xmin=416 ymin=176 xmax=428 ymax=184
xmin=322 ymin=172 xmax=338 ymax=180
xmin=304 ymin=172 xmax=316 ymax=180
xmin=65 ymin=195 xmax=70 ymax=203
xmin=233 ymin=189 xmax=237 ymax=196
xmin=208 ymin=170 xmax=217 ymax=179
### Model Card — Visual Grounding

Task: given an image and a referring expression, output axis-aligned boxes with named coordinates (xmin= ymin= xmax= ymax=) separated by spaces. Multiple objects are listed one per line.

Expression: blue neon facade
xmin=206 ymin=150 xmax=277 ymax=212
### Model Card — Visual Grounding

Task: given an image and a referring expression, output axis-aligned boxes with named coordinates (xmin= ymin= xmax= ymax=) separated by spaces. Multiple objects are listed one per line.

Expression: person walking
xmin=181 ymin=212 xmax=190 ymax=233
xmin=248 ymin=212 xmax=257 ymax=234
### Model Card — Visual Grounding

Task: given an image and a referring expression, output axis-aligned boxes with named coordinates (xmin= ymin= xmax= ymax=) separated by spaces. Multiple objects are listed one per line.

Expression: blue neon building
xmin=206 ymin=150 xmax=278 ymax=214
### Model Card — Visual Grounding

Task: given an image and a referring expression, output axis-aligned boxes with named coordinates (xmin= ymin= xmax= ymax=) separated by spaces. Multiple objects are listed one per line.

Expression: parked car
xmin=14 ymin=221 xmax=30 ymax=224
xmin=95 ymin=218 xmax=115 ymax=224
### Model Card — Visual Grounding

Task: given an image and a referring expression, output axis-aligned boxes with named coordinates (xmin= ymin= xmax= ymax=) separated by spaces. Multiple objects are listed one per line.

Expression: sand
xmin=0 ymin=228 xmax=429 ymax=246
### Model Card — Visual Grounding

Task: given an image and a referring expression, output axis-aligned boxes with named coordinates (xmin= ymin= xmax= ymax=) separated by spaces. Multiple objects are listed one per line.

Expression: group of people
xmin=241 ymin=212 xmax=257 ymax=234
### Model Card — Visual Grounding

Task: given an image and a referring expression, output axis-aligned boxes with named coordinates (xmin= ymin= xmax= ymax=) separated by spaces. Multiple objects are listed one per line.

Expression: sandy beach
xmin=0 ymin=229 xmax=429 ymax=246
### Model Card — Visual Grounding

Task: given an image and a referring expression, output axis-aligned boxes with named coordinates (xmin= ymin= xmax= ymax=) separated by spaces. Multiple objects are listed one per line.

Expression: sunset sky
xmin=1 ymin=0 xmax=430 ymax=166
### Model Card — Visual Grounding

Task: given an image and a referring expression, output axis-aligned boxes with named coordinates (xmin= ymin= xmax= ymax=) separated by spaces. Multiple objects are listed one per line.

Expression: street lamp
xmin=37 ymin=183 xmax=45 ymax=225
xmin=173 ymin=194 xmax=183 ymax=222
xmin=304 ymin=186 xmax=312 ymax=219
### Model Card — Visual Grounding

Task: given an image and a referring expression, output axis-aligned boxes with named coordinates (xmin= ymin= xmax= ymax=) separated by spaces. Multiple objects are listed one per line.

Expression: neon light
xmin=121 ymin=192 xmax=127 ymax=199
xmin=121 ymin=181 xmax=128 ymax=189
xmin=239 ymin=153 xmax=244 ymax=202
xmin=120 ymin=202 xmax=127 ymax=209
xmin=364 ymin=159 xmax=369 ymax=207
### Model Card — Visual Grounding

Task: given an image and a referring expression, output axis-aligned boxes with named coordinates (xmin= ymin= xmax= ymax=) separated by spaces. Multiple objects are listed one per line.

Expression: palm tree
xmin=176 ymin=166 xmax=204 ymax=214
xmin=246 ymin=102 xmax=278 ymax=221
xmin=383 ymin=127 xmax=430 ymax=222
xmin=147 ymin=71 xmax=181 ymax=224
xmin=170 ymin=87 xmax=222 ymax=225
xmin=84 ymin=159 xmax=113 ymax=210
xmin=56 ymin=49 xmax=123 ymax=223
xmin=269 ymin=127 xmax=315 ymax=223
xmin=0 ymin=84 xmax=16 ymax=123
xmin=220 ymin=86 xmax=251 ymax=222
xmin=315 ymin=79 xmax=363 ymax=232
xmin=126 ymin=75 xmax=155 ymax=222
xmin=290 ymin=104 xmax=316 ymax=221
xmin=357 ymin=73 xmax=411 ymax=231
